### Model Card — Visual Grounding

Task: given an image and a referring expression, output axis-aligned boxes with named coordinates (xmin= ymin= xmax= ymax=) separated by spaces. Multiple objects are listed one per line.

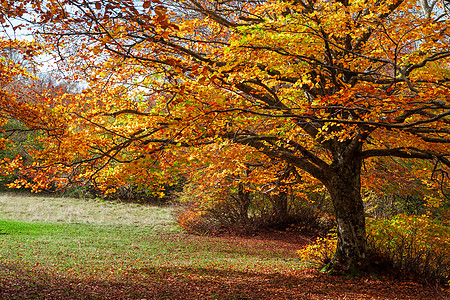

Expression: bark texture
xmin=324 ymin=156 xmax=366 ymax=272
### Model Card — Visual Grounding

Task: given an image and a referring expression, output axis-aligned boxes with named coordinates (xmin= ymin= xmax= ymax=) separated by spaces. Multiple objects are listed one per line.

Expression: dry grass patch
xmin=0 ymin=193 xmax=176 ymax=229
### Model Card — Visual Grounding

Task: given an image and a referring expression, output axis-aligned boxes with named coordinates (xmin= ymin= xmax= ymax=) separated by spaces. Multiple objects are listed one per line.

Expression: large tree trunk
xmin=324 ymin=158 xmax=367 ymax=273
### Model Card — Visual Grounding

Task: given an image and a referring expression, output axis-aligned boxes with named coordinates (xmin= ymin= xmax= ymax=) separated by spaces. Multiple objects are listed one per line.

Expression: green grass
xmin=0 ymin=195 xmax=301 ymax=282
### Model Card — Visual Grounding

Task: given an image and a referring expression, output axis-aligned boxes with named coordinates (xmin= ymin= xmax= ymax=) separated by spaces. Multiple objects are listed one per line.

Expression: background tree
xmin=1 ymin=0 xmax=449 ymax=273
xmin=175 ymin=142 xmax=328 ymax=234
xmin=0 ymin=0 xmax=44 ymax=189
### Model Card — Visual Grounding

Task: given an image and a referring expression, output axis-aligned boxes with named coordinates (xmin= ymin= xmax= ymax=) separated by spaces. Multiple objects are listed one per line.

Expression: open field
xmin=0 ymin=194 xmax=176 ymax=227
xmin=0 ymin=194 xmax=447 ymax=299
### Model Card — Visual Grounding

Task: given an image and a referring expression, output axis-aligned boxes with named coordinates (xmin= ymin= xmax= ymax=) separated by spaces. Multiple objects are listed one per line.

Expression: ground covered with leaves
xmin=2 ymin=232 xmax=447 ymax=299
xmin=0 ymin=195 xmax=448 ymax=299
xmin=1 ymin=265 xmax=444 ymax=299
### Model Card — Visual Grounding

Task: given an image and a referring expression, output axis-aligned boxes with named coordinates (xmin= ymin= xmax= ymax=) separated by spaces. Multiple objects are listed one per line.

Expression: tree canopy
xmin=0 ymin=0 xmax=449 ymax=272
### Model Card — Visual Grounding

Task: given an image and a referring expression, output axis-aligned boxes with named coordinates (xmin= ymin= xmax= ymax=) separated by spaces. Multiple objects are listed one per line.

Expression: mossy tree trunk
xmin=323 ymin=157 xmax=367 ymax=273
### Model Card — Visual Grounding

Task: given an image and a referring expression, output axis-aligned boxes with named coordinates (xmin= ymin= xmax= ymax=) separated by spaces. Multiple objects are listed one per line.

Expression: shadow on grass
xmin=1 ymin=263 xmax=447 ymax=300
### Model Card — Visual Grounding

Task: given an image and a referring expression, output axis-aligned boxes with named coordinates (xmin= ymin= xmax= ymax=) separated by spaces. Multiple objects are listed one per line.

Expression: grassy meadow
xmin=0 ymin=194 xmax=445 ymax=299
xmin=0 ymin=194 xmax=306 ymax=299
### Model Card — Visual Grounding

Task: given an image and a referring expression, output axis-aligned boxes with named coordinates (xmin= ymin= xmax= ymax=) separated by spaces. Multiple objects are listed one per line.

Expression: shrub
xmin=174 ymin=182 xmax=333 ymax=235
xmin=366 ymin=215 xmax=449 ymax=284
xmin=296 ymin=231 xmax=337 ymax=267
xmin=176 ymin=204 xmax=218 ymax=234
xmin=297 ymin=215 xmax=449 ymax=285
xmin=363 ymin=193 xmax=427 ymax=218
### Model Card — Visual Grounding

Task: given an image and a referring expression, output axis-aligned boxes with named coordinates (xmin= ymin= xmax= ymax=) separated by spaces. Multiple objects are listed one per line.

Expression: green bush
xmin=296 ymin=215 xmax=449 ymax=285
xmin=367 ymin=215 xmax=449 ymax=284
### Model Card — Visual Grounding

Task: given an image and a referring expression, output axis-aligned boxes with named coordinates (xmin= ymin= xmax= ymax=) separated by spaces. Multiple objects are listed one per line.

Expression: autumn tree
xmin=177 ymin=141 xmax=325 ymax=231
xmin=2 ymin=0 xmax=449 ymax=272
xmin=0 ymin=0 xmax=44 ymax=185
